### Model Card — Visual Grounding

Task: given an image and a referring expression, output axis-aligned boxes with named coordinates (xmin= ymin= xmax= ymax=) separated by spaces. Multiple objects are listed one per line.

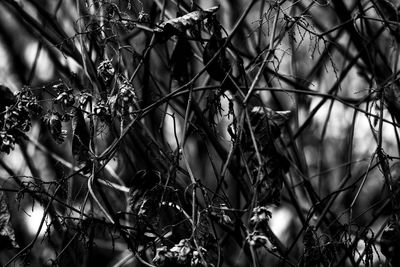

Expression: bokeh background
xmin=0 ymin=0 xmax=400 ymax=266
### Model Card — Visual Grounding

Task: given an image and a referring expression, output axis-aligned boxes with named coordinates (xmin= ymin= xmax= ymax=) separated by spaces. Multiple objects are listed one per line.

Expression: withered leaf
xmin=127 ymin=169 xmax=161 ymax=190
xmin=171 ymin=37 xmax=191 ymax=84
xmin=0 ymin=191 xmax=19 ymax=250
xmin=128 ymin=170 xmax=163 ymax=244
xmin=72 ymin=108 xmax=90 ymax=165
xmin=0 ymin=85 xmax=16 ymax=113
xmin=250 ymin=106 xmax=291 ymax=140
xmin=376 ymin=0 xmax=398 ymax=21
xmin=381 ymin=216 xmax=400 ymax=266
xmin=250 ymin=106 xmax=291 ymax=126
xmin=44 ymin=112 xmax=65 ymax=144
xmin=128 ymin=170 xmax=161 ymax=215
xmin=202 ymin=35 xmax=231 ymax=83
xmin=156 ymin=6 xmax=219 ymax=38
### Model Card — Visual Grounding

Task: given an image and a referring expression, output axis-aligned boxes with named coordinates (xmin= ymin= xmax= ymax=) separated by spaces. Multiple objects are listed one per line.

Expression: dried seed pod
xmin=43 ymin=112 xmax=66 ymax=144
xmin=97 ymin=60 xmax=115 ymax=82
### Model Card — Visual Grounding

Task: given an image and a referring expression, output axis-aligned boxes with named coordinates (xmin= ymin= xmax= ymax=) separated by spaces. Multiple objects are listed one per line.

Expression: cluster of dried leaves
xmin=2 ymin=0 xmax=400 ymax=266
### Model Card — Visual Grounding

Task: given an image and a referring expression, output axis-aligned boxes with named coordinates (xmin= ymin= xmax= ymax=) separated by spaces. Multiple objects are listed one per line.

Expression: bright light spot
xmin=0 ymin=43 xmax=20 ymax=90
xmin=23 ymin=204 xmax=49 ymax=238
xmin=163 ymin=106 xmax=182 ymax=150
xmin=24 ymin=42 xmax=54 ymax=81
xmin=269 ymin=206 xmax=293 ymax=243
xmin=353 ymin=238 xmax=382 ymax=266
xmin=309 ymin=99 xmax=352 ymax=138
xmin=65 ymin=56 xmax=80 ymax=73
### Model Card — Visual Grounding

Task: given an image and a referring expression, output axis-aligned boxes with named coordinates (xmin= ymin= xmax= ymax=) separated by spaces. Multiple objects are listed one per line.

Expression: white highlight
xmin=23 ymin=204 xmax=49 ymax=238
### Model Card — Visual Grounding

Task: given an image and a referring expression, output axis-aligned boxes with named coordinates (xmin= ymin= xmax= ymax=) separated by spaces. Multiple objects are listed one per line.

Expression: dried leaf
xmin=171 ymin=37 xmax=191 ymax=84
xmin=127 ymin=169 xmax=161 ymax=189
xmin=97 ymin=60 xmax=115 ymax=82
xmin=156 ymin=6 xmax=219 ymax=38
xmin=170 ymin=239 xmax=192 ymax=264
xmin=202 ymin=35 xmax=231 ymax=83
xmin=128 ymin=170 xmax=163 ymax=247
xmin=0 ymin=85 xmax=16 ymax=112
xmin=43 ymin=112 xmax=66 ymax=144
xmin=384 ymin=84 xmax=400 ymax=123
xmin=128 ymin=170 xmax=162 ymax=217
xmin=153 ymin=246 xmax=171 ymax=266
xmin=376 ymin=0 xmax=398 ymax=21
xmin=0 ymin=191 xmax=19 ymax=250
xmin=249 ymin=206 xmax=272 ymax=226
xmin=108 ymin=94 xmax=118 ymax=117
xmin=381 ymin=215 xmax=400 ymax=266
xmin=251 ymin=106 xmax=291 ymax=126
xmin=303 ymin=226 xmax=320 ymax=267
xmin=71 ymin=108 xmax=90 ymax=165
xmin=244 ymin=106 xmax=292 ymax=205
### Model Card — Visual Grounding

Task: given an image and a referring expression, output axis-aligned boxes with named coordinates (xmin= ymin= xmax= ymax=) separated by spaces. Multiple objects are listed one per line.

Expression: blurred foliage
xmin=1 ymin=0 xmax=400 ymax=266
